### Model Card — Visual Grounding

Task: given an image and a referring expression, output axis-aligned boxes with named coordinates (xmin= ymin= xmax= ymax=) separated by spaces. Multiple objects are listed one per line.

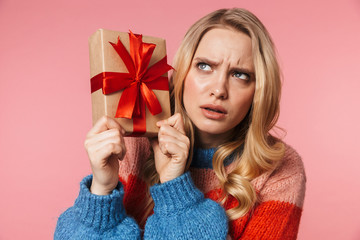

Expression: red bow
xmin=91 ymin=31 xmax=173 ymax=121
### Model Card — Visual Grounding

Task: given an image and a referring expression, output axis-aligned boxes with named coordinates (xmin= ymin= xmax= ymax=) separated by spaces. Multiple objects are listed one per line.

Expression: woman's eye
xmin=197 ymin=63 xmax=211 ymax=71
xmin=233 ymin=72 xmax=250 ymax=81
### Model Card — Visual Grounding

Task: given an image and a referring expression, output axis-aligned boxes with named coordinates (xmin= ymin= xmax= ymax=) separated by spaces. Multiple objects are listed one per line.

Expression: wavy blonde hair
xmin=142 ymin=8 xmax=285 ymax=222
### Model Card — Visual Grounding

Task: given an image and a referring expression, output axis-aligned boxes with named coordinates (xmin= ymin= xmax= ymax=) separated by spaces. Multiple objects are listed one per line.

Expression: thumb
xmin=117 ymin=142 xmax=127 ymax=161
xmin=150 ymin=138 xmax=160 ymax=152
xmin=151 ymin=138 xmax=169 ymax=157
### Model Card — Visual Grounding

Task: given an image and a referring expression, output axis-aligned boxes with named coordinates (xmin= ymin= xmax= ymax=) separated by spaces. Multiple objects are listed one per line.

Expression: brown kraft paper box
xmin=89 ymin=29 xmax=171 ymax=137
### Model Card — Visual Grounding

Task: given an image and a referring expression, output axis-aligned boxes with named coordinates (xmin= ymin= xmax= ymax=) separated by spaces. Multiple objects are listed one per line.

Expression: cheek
xmin=242 ymin=89 xmax=255 ymax=106
xmin=231 ymin=87 xmax=255 ymax=120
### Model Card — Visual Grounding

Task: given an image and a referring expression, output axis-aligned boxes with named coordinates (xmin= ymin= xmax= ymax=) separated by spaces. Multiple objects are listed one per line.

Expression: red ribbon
xmin=91 ymin=31 xmax=173 ymax=135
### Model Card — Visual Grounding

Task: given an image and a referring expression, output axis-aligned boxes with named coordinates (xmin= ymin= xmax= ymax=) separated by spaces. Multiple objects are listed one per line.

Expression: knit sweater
xmin=55 ymin=137 xmax=306 ymax=239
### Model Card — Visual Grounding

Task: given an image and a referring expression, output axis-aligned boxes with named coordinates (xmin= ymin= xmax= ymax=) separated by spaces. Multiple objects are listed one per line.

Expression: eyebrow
xmin=232 ymin=67 xmax=255 ymax=77
xmin=193 ymin=57 xmax=220 ymax=67
xmin=193 ymin=57 xmax=255 ymax=77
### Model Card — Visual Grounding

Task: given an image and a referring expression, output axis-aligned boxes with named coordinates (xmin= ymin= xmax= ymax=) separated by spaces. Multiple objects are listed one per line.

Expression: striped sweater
xmin=55 ymin=137 xmax=306 ymax=239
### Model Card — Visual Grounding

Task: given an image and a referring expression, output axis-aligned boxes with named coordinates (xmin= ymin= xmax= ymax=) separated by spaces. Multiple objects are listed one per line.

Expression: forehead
xmin=194 ymin=27 xmax=254 ymax=69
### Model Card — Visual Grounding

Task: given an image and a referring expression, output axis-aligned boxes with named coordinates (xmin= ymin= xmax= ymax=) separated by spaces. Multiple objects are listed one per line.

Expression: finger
xmin=157 ymin=113 xmax=185 ymax=134
xmin=157 ymin=113 xmax=182 ymax=127
xmin=91 ymin=138 xmax=122 ymax=158
xmin=150 ymin=138 xmax=159 ymax=152
xmin=158 ymin=124 xmax=187 ymax=142
xmin=152 ymin=138 xmax=173 ymax=158
xmin=88 ymin=136 xmax=125 ymax=162
xmin=84 ymin=129 xmax=122 ymax=156
xmin=96 ymin=142 xmax=126 ymax=163
xmin=85 ymin=128 xmax=122 ymax=147
xmin=159 ymin=141 xmax=188 ymax=164
xmin=151 ymin=138 xmax=172 ymax=170
xmin=158 ymin=134 xmax=189 ymax=153
xmin=158 ymin=140 xmax=170 ymax=157
xmin=87 ymin=116 xmax=125 ymax=137
xmin=97 ymin=133 xmax=126 ymax=160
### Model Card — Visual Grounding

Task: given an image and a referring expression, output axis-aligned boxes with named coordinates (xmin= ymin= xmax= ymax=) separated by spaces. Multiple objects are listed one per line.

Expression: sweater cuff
xmin=150 ymin=172 xmax=204 ymax=215
xmin=73 ymin=175 xmax=127 ymax=232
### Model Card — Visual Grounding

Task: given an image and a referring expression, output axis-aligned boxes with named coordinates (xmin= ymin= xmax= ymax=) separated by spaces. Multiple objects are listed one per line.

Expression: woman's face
xmin=183 ymin=27 xmax=255 ymax=148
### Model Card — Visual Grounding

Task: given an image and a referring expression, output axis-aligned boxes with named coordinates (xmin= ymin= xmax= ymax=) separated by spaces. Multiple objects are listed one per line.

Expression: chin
xmin=196 ymin=125 xmax=231 ymax=135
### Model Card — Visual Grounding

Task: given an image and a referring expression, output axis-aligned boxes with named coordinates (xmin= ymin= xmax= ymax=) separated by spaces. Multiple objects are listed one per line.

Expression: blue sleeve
xmin=54 ymin=175 xmax=141 ymax=240
xmin=144 ymin=172 xmax=228 ymax=240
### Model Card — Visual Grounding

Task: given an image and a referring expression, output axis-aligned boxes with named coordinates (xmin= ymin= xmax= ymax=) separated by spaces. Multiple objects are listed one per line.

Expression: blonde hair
xmin=142 ymin=8 xmax=285 ymax=222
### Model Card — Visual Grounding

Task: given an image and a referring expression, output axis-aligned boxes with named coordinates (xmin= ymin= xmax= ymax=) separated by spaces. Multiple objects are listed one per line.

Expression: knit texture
xmin=190 ymin=143 xmax=306 ymax=239
xmin=54 ymin=175 xmax=141 ymax=240
xmin=145 ymin=172 xmax=228 ymax=239
xmin=55 ymin=167 xmax=228 ymax=239
xmin=55 ymin=137 xmax=306 ymax=239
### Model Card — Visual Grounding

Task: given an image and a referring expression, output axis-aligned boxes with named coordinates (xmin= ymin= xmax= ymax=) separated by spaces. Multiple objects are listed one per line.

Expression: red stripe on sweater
xmin=238 ymin=201 xmax=302 ymax=240
xmin=121 ymin=175 xmax=302 ymax=239
xmin=119 ymin=174 xmax=148 ymax=229
xmin=205 ymin=188 xmax=302 ymax=239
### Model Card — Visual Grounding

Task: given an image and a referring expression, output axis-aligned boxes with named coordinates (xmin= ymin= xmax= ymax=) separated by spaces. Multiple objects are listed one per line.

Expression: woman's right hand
xmin=84 ymin=116 xmax=126 ymax=195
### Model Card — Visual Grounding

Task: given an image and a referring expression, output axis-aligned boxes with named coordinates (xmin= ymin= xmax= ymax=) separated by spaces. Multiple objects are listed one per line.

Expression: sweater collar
xmin=191 ymin=147 xmax=235 ymax=169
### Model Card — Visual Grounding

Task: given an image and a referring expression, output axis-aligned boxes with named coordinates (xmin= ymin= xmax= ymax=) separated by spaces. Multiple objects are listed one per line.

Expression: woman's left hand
xmin=151 ymin=113 xmax=190 ymax=183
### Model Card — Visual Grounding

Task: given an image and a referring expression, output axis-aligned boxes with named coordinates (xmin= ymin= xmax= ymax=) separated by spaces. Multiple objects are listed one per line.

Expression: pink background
xmin=1 ymin=0 xmax=360 ymax=239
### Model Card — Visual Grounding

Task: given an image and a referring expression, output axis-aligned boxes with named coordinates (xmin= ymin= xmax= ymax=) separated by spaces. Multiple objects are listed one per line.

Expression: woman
xmin=55 ymin=8 xmax=306 ymax=239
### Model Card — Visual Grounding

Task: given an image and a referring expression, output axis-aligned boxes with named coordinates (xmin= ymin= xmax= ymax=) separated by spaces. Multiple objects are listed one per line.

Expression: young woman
xmin=55 ymin=8 xmax=306 ymax=240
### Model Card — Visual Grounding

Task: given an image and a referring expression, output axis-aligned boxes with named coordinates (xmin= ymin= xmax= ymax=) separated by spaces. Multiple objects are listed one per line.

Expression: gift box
xmin=89 ymin=29 xmax=172 ymax=137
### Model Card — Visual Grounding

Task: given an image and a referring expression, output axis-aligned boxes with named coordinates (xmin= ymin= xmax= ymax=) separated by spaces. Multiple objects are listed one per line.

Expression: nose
xmin=210 ymin=72 xmax=228 ymax=99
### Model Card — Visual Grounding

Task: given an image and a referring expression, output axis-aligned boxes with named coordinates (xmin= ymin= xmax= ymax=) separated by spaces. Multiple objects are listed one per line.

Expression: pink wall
xmin=1 ymin=0 xmax=359 ymax=239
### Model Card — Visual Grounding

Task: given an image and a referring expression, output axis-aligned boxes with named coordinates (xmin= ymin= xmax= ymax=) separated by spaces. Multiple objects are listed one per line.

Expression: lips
xmin=200 ymin=104 xmax=227 ymax=120
xmin=200 ymin=104 xmax=227 ymax=114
